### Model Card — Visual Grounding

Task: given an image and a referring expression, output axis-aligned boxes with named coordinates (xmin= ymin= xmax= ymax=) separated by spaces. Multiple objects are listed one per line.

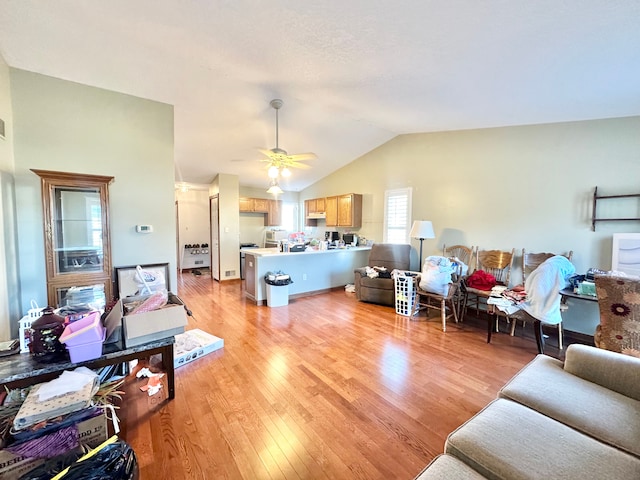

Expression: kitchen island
xmin=243 ymin=246 xmax=371 ymax=304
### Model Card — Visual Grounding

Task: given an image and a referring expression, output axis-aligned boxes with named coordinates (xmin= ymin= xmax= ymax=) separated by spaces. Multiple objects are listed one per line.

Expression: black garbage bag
xmin=264 ymin=270 xmax=293 ymax=286
xmin=20 ymin=438 xmax=138 ymax=480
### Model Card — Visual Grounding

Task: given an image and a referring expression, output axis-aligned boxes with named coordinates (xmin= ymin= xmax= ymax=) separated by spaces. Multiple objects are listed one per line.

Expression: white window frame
xmin=383 ymin=187 xmax=412 ymax=244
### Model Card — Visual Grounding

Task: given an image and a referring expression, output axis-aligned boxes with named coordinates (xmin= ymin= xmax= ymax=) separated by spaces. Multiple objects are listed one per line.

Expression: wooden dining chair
xmin=462 ymin=248 xmax=516 ymax=322
xmin=442 ymin=244 xmax=474 ymax=270
xmin=415 ymin=262 xmax=464 ymax=332
xmin=510 ymin=249 xmax=574 ymax=349
xmin=442 ymin=244 xmax=474 ymax=315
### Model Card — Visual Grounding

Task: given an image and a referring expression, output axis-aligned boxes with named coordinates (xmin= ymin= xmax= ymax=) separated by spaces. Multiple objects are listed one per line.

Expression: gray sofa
xmin=354 ymin=243 xmax=411 ymax=307
xmin=416 ymin=344 xmax=640 ymax=479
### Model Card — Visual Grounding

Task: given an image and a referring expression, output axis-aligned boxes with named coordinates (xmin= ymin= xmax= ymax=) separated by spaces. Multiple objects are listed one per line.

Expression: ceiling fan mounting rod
xmin=270 ymin=98 xmax=283 ymax=150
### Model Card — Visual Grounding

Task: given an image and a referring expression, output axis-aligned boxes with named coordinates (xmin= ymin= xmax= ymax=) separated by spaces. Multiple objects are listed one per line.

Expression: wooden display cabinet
xmin=32 ymin=169 xmax=114 ymax=310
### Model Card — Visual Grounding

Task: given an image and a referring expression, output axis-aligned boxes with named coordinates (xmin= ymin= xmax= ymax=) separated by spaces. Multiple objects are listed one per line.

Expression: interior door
xmin=210 ymin=195 xmax=220 ymax=281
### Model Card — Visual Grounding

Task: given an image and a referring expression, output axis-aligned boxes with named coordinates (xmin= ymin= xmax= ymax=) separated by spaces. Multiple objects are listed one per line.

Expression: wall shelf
xmin=591 ymin=186 xmax=640 ymax=231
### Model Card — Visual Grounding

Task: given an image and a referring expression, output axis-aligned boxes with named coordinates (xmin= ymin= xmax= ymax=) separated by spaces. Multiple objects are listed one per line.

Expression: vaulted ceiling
xmin=2 ymin=1 xmax=639 ymax=191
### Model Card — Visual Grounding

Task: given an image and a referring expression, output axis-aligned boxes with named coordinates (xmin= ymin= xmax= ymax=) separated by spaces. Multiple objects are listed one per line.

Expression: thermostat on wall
xmin=136 ymin=225 xmax=153 ymax=233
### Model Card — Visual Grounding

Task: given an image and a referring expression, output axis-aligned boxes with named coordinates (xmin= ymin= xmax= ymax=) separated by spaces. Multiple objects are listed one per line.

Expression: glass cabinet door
xmin=53 ymin=186 xmax=104 ymax=275
xmin=32 ymin=169 xmax=114 ymax=309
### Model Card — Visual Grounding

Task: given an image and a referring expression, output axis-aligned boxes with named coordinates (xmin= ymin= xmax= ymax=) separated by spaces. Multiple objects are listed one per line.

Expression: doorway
xmin=209 ymin=195 xmax=220 ymax=281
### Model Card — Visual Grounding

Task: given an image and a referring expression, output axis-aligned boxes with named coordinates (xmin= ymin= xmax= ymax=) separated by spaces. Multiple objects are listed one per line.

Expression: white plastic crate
xmin=394 ymin=271 xmax=418 ymax=316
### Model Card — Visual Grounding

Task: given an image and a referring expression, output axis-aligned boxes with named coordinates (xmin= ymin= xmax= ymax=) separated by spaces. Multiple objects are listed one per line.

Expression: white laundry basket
xmin=394 ymin=271 xmax=418 ymax=316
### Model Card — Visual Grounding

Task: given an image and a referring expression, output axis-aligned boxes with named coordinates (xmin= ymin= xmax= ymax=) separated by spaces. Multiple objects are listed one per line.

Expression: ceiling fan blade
xmin=287 ymin=152 xmax=317 ymax=161
xmin=287 ymin=162 xmax=312 ymax=169
xmin=258 ymin=148 xmax=277 ymax=158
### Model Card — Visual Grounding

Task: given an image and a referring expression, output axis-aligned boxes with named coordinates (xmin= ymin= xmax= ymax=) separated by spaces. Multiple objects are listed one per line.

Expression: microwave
xmin=265 ymin=230 xmax=288 ymax=242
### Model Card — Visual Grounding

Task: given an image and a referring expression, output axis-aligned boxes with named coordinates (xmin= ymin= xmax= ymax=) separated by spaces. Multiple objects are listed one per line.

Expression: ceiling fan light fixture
xmin=281 ymin=167 xmax=291 ymax=177
xmin=267 ymin=165 xmax=280 ymax=178
xmin=266 ymin=179 xmax=283 ymax=195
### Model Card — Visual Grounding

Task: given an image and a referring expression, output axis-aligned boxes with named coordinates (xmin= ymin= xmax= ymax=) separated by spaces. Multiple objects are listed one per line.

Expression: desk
xmin=0 ymin=337 xmax=175 ymax=400
xmin=560 ymin=288 xmax=598 ymax=302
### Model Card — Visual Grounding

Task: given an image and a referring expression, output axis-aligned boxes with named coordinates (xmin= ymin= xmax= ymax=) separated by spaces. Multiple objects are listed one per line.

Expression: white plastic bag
xmin=419 ymin=256 xmax=456 ymax=295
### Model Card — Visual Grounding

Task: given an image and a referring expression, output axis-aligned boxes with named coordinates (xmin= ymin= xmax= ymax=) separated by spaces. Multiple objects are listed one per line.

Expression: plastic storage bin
xmin=266 ymin=284 xmax=289 ymax=307
xmin=65 ymin=329 xmax=106 ymax=362
xmin=59 ymin=311 xmax=106 ymax=362
xmin=394 ymin=271 xmax=418 ymax=316
xmin=59 ymin=311 xmax=105 ymax=346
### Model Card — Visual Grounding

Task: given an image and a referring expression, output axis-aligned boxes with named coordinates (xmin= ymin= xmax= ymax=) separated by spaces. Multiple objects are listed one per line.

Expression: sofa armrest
xmin=564 ymin=344 xmax=640 ymax=401
xmin=354 ymin=267 xmax=368 ymax=277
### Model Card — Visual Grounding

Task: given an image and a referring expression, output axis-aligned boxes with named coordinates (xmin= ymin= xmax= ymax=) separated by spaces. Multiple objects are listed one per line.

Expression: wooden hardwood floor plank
xmin=115 ymin=273 xmax=540 ymax=479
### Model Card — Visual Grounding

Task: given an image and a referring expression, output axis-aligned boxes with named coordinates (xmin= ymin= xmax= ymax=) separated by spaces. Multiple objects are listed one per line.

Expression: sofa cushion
xmin=357 ymin=276 xmax=395 ymax=290
xmin=498 ymin=354 xmax=640 ymax=458
xmin=367 ymin=243 xmax=411 ymax=271
xmin=445 ymin=398 xmax=640 ymax=480
xmin=414 ymin=454 xmax=487 ymax=479
xmin=563 ymin=343 xmax=640 ymax=401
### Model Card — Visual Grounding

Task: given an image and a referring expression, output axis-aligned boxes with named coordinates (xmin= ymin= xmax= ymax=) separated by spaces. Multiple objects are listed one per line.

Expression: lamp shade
xmin=266 ymin=179 xmax=283 ymax=195
xmin=410 ymin=220 xmax=435 ymax=239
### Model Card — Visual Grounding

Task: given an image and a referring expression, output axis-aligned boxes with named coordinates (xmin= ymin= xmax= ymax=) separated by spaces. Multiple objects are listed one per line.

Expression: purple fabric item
xmin=6 ymin=424 xmax=79 ymax=459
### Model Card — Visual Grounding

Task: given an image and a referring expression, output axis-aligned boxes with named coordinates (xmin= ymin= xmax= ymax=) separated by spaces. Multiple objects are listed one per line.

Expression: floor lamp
xmin=410 ymin=220 xmax=435 ymax=269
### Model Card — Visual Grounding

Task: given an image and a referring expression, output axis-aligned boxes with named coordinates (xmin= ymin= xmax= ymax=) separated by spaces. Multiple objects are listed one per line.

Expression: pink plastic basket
xmin=59 ymin=311 xmax=105 ymax=347
xmin=66 ymin=329 xmax=106 ymax=362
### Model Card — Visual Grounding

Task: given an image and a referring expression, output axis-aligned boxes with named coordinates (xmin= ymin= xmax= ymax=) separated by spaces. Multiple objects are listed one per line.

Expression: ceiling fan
xmin=259 ymin=99 xmax=317 ymax=178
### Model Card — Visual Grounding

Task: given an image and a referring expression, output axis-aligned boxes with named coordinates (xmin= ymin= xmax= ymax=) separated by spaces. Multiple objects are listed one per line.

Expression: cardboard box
xmin=120 ymin=293 xmax=187 ymax=348
xmin=174 ymin=329 xmax=224 ymax=369
xmin=0 ymin=412 xmax=107 ymax=480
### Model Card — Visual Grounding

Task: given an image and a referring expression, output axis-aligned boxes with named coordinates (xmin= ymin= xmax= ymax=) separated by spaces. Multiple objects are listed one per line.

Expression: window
xmin=281 ymin=202 xmax=296 ymax=231
xmin=384 ymin=188 xmax=412 ymax=243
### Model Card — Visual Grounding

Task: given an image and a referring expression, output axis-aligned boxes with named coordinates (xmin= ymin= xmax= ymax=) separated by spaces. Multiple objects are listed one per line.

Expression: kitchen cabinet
xmin=306 ymin=197 xmax=325 ymax=215
xmin=253 ymin=198 xmax=270 ymax=213
xmin=32 ymin=169 xmax=114 ymax=309
xmin=304 ymin=197 xmax=327 ymax=226
xmin=240 ymin=197 xmax=281 ymax=226
xmin=325 ymin=196 xmax=338 ymax=226
xmin=267 ymin=200 xmax=282 ymax=226
xmin=239 ymin=197 xmax=253 ymax=212
xmin=326 ymin=193 xmax=362 ymax=228
xmin=239 ymin=197 xmax=270 ymax=213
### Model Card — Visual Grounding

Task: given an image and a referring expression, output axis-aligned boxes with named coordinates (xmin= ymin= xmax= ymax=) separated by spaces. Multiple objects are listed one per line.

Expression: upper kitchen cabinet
xmin=240 ymin=197 xmax=281 ymax=226
xmin=253 ymin=198 xmax=270 ymax=213
xmin=326 ymin=194 xmax=362 ymax=228
xmin=239 ymin=197 xmax=270 ymax=213
xmin=32 ymin=169 xmax=114 ymax=310
xmin=304 ymin=197 xmax=328 ymax=226
xmin=267 ymin=199 xmax=282 ymax=226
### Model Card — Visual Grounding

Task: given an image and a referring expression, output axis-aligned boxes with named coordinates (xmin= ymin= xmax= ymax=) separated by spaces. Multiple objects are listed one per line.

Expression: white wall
xmin=210 ymin=174 xmax=240 ymax=279
xmin=176 ymin=187 xmax=211 ymax=269
xmin=0 ymin=54 xmax=20 ymax=340
xmin=10 ymin=69 xmax=176 ymax=312
xmin=301 ymin=116 xmax=640 ymax=335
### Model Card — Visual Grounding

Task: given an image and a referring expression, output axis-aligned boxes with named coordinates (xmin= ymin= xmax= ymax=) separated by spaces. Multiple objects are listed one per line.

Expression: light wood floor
xmin=118 ymin=272 xmax=542 ymax=479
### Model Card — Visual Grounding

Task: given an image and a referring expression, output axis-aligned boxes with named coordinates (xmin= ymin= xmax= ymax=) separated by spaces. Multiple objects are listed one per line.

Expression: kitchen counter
xmin=247 ymin=246 xmax=371 ymax=257
xmin=243 ymin=246 xmax=371 ymax=304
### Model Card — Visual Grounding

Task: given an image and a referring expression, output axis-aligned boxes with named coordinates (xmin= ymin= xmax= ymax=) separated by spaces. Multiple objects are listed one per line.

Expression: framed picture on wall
xmin=114 ymin=263 xmax=170 ymax=298
xmin=612 ymin=234 xmax=640 ymax=276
